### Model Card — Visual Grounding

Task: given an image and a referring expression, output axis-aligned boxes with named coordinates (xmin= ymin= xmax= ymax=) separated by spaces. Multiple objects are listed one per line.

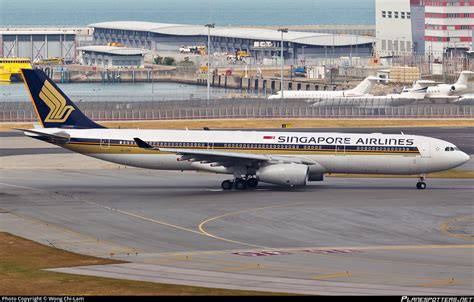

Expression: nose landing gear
xmin=221 ymin=176 xmax=259 ymax=191
xmin=416 ymin=174 xmax=427 ymax=190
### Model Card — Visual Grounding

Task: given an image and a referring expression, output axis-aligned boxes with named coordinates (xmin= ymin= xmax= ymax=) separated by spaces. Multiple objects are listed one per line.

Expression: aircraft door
xmin=100 ymin=137 xmax=110 ymax=150
xmin=420 ymin=142 xmax=431 ymax=158
xmin=335 ymin=142 xmax=346 ymax=156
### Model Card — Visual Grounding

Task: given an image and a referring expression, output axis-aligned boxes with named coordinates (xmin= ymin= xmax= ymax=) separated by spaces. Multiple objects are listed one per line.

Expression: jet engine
xmin=257 ymin=164 xmax=309 ymax=186
xmin=308 ymin=173 xmax=324 ymax=182
xmin=451 ymin=85 xmax=456 ymax=92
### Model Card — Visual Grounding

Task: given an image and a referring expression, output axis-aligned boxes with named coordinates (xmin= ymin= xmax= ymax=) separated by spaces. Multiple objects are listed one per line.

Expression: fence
xmin=1 ymin=99 xmax=473 ymax=123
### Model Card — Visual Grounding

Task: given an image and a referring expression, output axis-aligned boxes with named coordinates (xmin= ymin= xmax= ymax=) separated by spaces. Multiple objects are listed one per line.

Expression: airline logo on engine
xmin=276 ymin=136 xmax=414 ymax=146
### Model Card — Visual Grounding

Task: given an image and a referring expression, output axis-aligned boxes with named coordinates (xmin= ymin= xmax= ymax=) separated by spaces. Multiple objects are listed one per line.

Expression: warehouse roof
xmin=89 ymin=21 xmax=376 ymax=47
xmin=0 ymin=30 xmax=77 ymax=35
xmin=78 ymin=45 xmax=148 ymax=56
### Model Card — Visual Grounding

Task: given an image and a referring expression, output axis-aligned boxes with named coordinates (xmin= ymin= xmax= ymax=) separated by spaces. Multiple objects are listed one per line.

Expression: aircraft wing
xmin=416 ymin=80 xmax=439 ymax=87
xmin=134 ymin=137 xmax=316 ymax=167
xmin=427 ymin=95 xmax=461 ymax=100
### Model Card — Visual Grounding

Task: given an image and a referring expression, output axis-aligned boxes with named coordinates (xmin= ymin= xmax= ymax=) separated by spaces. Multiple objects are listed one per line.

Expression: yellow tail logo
xmin=39 ymin=80 xmax=75 ymax=122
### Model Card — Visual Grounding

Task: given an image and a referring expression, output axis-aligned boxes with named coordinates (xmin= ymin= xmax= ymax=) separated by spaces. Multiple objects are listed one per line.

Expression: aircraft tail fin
xmin=350 ymin=76 xmax=378 ymax=95
xmin=20 ymin=68 xmax=104 ymax=129
xmin=455 ymin=71 xmax=474 ymax=87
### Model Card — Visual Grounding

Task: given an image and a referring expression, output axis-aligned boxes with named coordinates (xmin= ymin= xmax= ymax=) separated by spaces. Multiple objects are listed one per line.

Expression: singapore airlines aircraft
xmin=267 ymin=76 xmax=379 ymax=99
xmin=18 ymin=69 xmax=469 ymax=190
xmin=403 ymin=71 xmax=473 ymax=99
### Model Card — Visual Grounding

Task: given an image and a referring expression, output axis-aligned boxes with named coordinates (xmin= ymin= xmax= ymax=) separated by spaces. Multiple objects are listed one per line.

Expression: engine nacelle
xmin=308 ymin=173 xmax=324 ymax=182
xmin=257 ymin=164 xmax=309 ymax=186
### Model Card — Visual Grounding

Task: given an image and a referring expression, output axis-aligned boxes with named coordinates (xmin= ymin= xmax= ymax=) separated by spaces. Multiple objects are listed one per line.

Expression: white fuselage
xmin=268 ymin=90 xmax=371 ymax=99
xmin=425 ymin=84 xmax=468 ymax=98
xmin=29 ymin=128 xmax=469 ymax=177
xmin=310 ymin=90 xmax=426 ymax=108
xmin=405 ymin=71 xmax=473 ymax=99
xmin=267 ymin=76 xmax=379 ymax=100
xmin=311 ymin=95 xmax=420 ymax=108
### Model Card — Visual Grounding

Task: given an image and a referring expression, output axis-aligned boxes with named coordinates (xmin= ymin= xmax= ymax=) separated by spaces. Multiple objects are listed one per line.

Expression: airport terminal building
xmin=88 ymin=21 xmax=376 ymax=61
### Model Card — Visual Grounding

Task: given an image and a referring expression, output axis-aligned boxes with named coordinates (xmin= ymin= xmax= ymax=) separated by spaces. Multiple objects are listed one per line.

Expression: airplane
xmin=452 ymin=94 xmax=474 ymax=105
xmin=17 ymin=69 xmax=469 ymax=190
xmin=310 ymin=86 xmax=427 ymax=108
xmin=267 ymin=76 xmax=380 ymax=99
xmin=403 ymin=71 xmax=473 ymax=99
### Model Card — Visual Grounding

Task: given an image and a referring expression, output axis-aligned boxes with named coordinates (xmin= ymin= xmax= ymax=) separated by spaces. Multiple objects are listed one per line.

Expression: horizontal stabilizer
xmin=16 ymin=128 xmax=71 ymax=144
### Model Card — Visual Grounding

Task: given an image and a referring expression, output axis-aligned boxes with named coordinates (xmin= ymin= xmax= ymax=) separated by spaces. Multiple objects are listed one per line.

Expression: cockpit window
xmin=445 ymin=147 xmax=455 ymax=152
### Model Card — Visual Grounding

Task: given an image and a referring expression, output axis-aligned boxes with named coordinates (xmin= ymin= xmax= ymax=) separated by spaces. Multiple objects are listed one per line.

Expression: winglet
xmin=133 ymin=138 xmax=154 ymax=149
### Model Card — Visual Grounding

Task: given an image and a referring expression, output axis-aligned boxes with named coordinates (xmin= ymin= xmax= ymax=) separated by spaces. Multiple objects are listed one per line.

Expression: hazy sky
xmin=1 ymin=0 xmax=375 ymax=26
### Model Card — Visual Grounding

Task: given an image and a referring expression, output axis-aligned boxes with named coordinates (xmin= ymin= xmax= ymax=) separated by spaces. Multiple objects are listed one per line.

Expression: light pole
xmin=301 ymin=45 xmax=306 ymax=65
xmin=446 ymin=31 xmax=451 ymax=82
xmin=151 ymin=68 xmax=154 ymax=101
xmin=93 ymin=88 xmax=101 ymax=103
xmin=205 ymin=23 xmax=215 ymax=103
xmin=397 ymin=36 xmax=406 ymax=83
xmin=278 ymin=28 xmax=288 ymax=99
xmin=332 ymin=34 xmax=335 ymax=64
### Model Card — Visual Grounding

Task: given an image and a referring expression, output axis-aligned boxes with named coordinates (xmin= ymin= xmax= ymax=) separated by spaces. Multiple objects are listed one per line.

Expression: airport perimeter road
xmin=0 ymin=129 xmax=473 ymax=295
xmin=1 ymin=167 xmax=473 ymax=295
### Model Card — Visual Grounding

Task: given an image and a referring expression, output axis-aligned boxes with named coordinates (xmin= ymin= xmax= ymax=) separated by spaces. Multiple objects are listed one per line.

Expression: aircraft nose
xmin=461 ymin=152 xmax=470 ymax=164
xmin=448 ymin=151 xmax=470 ymax=169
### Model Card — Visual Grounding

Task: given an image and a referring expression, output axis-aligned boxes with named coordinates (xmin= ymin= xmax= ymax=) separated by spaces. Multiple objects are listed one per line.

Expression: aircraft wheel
xmin=416 ymin=182 xmax=427 ymax=190
xmin=221 ymin=180 xmax=233 ymax=190
xmin=234 ymin=179 xmax=247 ymax=190
xmin=246 ymin=178 xmax=258 ymax=189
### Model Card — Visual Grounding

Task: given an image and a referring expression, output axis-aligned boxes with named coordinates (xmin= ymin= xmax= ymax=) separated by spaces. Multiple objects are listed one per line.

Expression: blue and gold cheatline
xmin=48 ymin=137 xmax=420 ymax=156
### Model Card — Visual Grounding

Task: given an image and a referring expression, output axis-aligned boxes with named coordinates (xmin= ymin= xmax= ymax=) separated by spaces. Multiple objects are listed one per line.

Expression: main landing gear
xmin=416 ymin=174 xmax=427 ymax=190
xmin=221 ymin=177 xmax=259 ymax=190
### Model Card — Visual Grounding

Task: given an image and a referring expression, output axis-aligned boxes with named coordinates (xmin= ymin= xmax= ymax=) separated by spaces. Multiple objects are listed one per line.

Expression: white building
xmin=78 ymin=45 xmax=147 ymax=68
xmin=376 ymin=0 xmax=420 ymax=57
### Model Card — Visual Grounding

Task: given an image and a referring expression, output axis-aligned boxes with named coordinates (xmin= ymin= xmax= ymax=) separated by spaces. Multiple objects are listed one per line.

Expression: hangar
xmin=0 ymin=28 xmax=91 ymax=63
xmin=89 ymin=21 xmax=376 ymax=62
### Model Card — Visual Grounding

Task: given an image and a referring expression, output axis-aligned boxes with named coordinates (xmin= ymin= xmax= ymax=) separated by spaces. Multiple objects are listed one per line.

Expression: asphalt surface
xmin=1 ymin=168 xmax=473 ymax=295
xmin=0 ymin=127 xmax=473 ymax=295
xmin=0 ymin=148 xmax=71 ymax=157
